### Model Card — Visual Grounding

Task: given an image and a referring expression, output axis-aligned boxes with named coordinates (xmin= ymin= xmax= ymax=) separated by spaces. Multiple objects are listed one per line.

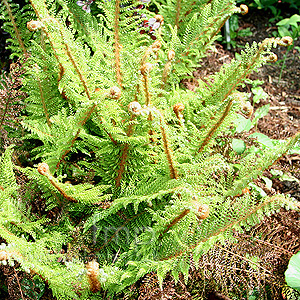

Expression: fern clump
xmin=0 ymin=0 xmax=299 ymax=299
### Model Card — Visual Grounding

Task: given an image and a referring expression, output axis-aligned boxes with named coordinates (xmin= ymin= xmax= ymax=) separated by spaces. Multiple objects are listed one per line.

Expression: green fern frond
xmin=0 ymin=0 xmax=34 ymax=57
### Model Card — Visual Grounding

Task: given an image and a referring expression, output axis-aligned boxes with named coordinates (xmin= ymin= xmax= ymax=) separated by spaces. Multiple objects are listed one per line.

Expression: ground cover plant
xmin=0 ymin=0 xmax=299 ymax=299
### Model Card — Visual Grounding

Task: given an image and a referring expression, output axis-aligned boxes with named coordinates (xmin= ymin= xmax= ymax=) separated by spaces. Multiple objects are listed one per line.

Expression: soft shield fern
xmin=0 ymin=0 xmax=299 ymax=298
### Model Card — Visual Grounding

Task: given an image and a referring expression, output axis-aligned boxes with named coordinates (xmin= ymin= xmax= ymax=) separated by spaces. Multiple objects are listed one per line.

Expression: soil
xmin=0 ymin=4 xmax=300 ymax=300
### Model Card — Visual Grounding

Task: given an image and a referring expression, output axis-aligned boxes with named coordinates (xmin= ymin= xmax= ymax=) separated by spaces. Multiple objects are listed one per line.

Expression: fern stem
xmin=56 ymin=105 xmax=96 ymax=169
xmin=159 ymin=113 xmax=178 ymax=179
xmin=183 ymin=2 xmax=195 ymax=18
xmin=0 ymin=185 xmax=4 ymax=191
xmin=141 ymin=46 xmax=153 ymax=66
xmin=114 ymin=0 xmax=122 ymax=88
xmin=39 ymin=18 xmax=65 ymax=81
xmin=39 ymin=165 xmax=77 ymax=203
xmin=1 ymin=0 xmax=27 ymax=54
xmin=160 ymin=209 xmax=190 ymax=238
xmin=162 ymin=61 xmax=172 ymax=87
xmin=197 ymin=99 xmax=233 ymax=153
xmin=95 ymin=111 xmax=118 ymax=145
xmin=47 ymin=180 xmax=77 ymax=203
xmin=143 ymin=75 xmax=151 ymax=106
xmin=36 ymin=74 xmax=52 ymax=127
xmin=141 ymin=66 xmax=156 ymax=140
xmin=62 ymin=32 xmax=92 ymax=100
xmin=175 ymin=0 xmax=181 ymax=29
xmin=115 ymin=144 xmax=129 ymax=188
xmin=115 ymin=117 xmax=135 ymax=188
xmin=81 ymin=105 xmax=96 ymax=125
xmin=46 ymin=36 xmax=65 ymax=82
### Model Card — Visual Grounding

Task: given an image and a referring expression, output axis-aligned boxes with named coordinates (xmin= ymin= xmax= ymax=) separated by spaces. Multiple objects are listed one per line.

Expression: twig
xmin=239 ymin=233 xmax=293 ymax=256
xmin=13 ymin=266 xmax=25 ymax=300
xmin=217 ymin=244 xmax=272 ymax=274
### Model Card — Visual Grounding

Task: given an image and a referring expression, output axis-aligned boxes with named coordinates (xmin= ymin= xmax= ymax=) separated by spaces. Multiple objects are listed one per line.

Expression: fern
xmin=0 ymin=0 xmax=298 ymax=298
xmin=0 ymin=0 xmax=34 ymax=57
